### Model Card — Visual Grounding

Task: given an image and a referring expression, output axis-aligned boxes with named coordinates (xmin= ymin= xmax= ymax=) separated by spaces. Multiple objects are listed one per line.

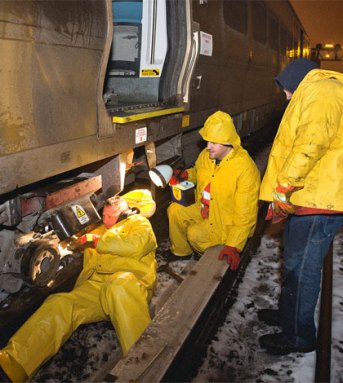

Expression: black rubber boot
xmin=259 ymin=332 xmax=316 ymax=355
xmin=257 ymin=309 xmax=280 ymax=326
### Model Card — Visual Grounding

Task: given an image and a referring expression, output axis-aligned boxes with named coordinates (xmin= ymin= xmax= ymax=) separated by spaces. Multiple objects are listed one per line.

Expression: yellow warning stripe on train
xmin=112 ymin=106 xmax=185 ymax=124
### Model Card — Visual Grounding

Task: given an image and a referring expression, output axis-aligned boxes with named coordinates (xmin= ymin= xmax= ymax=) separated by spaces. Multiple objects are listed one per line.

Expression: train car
xmin=0 ymin=0 xmax=309 ymax=293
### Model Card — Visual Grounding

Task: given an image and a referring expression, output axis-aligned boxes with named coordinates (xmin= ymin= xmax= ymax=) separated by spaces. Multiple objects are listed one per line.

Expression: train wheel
xmin=29 ymin=244 xmax=60 ymax=287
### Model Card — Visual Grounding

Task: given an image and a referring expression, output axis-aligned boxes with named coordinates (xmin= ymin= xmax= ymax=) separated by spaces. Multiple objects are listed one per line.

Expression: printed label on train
xmin=140 ymin=69 xmax=161 ymax=77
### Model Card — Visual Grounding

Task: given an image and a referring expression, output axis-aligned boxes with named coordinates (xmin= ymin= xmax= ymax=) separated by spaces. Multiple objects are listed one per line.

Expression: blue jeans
xmin=279 ymin=214 xmax=343 ymax=348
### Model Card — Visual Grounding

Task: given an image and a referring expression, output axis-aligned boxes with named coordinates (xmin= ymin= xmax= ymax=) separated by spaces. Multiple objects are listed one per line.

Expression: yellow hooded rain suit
xmin=168 ymin=111 xmax=260 ymax=255
xmin=0 ymin=213 xmax=157 ymax=382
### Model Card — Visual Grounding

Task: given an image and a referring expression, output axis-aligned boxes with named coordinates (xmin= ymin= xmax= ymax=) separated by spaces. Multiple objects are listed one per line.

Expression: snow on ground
xmin=193 ymin=223 xmax=343 ymax=383
xmin=331 ymin=232 xmax=343 ymax=383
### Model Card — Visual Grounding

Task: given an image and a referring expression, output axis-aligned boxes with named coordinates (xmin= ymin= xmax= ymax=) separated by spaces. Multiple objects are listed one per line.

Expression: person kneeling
xmin=167 ymin=111 xmax=260 ymax=269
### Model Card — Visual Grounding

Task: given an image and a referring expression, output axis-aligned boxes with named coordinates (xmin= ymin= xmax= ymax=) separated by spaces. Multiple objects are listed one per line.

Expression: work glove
xmin=169 ymin=168 xmax=188 ymax=186
xmin=69 ymin=233 xmax=100 ymax=250
xmin=265 ymin=203 xmax=288 ymax=224
xmin=218 ymin=246 xmax=240 ymax=270
xmin=273 ymin=184 xmax=302 ymax=215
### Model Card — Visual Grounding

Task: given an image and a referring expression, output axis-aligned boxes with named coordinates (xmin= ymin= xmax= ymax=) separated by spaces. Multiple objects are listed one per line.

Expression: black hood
xmin=275 ymin=58 xmax=319 ymax=93
xmin=116 ymin=207 xmax=140 ymax=223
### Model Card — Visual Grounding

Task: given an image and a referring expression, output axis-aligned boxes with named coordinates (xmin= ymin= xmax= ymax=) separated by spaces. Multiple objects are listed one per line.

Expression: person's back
xmin=260 ymin=67 xmax=343 ymax=210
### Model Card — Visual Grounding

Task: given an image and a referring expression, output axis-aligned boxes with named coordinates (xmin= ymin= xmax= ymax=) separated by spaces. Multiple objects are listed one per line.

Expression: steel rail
xmin=315 ymin=244 xmax=333 ymax=383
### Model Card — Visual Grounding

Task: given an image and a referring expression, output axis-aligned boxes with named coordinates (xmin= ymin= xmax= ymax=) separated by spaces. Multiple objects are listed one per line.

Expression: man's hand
xmin=218 ymin=246 xmax=240 ymax=270
xmin=265 ymin=203 xmax=288 ymax=224
xmin=273 ymin=184 xmax=302 ymax=214
xmin=169 ymin=168 xmax=188 ymax=186
xmin=69 ymin=234 xmax=100 ymax=250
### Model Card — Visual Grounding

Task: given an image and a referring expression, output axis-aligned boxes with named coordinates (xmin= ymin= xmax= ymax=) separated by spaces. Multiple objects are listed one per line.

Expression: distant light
xmin=288 ymin=49 xmax=296 ymax=58
xmin=324 ymin=43 xmax=334 ymax=49
xmin=303 ymin=47 xmax=310 ymax=57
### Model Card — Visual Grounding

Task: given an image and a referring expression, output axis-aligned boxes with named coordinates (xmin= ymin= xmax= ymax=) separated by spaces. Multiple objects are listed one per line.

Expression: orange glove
xmin=218 ymin=246 xmax=240 ymax=270
xmin=169 ymin=168 xmax=188 ymax=186
xmin=69 ymin=234 xmax=100 ymax=250
xmin=265 ymin=203 xmax=288 ymax=224
xmin=273 ymin=184 xmax=302 ymax=214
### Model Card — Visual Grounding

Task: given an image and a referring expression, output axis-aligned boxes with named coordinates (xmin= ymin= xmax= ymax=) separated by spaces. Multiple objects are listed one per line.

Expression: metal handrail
xmin=150 ymin=0 xmax=157 ymax=65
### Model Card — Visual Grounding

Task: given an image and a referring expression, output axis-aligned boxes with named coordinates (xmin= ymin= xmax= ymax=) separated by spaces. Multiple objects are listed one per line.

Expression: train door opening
xmin=104 ymin=0 xmax=196 ymax=124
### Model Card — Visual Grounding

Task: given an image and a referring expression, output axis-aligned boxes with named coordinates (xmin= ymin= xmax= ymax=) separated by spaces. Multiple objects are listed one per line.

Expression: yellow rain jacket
xmin=75 ymin=214 xmax=157 ymax=295
xmin=168 ymin=112 xmax=260 ymax=254
xmin=0 ymin=213 xmax=157 ymax=382
xmin=260 ymin=69 xmax=343 ymax=211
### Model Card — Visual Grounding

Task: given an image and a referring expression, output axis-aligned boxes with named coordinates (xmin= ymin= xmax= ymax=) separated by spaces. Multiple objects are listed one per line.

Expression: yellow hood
xmin=199 ymin=111 xmax=241 ymax=148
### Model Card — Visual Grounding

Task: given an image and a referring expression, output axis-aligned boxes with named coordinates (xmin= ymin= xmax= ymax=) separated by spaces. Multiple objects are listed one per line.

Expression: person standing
xmin=167 ymin=111 xmax=260 ymax=270
xmin=259 ymin=58 xmax=343 ymax=355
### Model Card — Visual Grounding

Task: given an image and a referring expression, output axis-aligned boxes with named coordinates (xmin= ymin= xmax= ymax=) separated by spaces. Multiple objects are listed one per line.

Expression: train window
xmin=223 ymin=0 xmax=248 ymax=35
xmin=294 ymin=37 xmax=299 ymax=58
xmin=268 ymin=15 xmax=279 ymax=51
xmin=280 ymin=26 xmax=288 ymax=56
xmin=302 ymin=34 xmax=311 ymax=58
xmin=252 ymin=1 xmax=267 ymax=44
xmin=110 ymin=24 xmax=141 ymax=76
xmin=287 ymin=32 xmax=294 ymax=57
xmin=109 ymin=0 xmax=143 ymax=77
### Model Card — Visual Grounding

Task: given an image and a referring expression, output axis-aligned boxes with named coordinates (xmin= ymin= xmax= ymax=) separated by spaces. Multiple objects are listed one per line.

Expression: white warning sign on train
xmin=72 ymin=204 xmax=90 ymax=225
xmin=140 ymin=69 xmax=161 ymax=77
xmin=135 ymin=127 xmax=147 ymax=144
xmin=200 ymin=31 xmax=213 ymax=56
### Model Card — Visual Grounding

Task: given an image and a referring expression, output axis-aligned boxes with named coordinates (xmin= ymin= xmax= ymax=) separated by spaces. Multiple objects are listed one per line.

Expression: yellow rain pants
xmin=1 ymin=271 xmax=151 ymax=380
xmin=168 ymin=201 xmax=214 ymax=255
